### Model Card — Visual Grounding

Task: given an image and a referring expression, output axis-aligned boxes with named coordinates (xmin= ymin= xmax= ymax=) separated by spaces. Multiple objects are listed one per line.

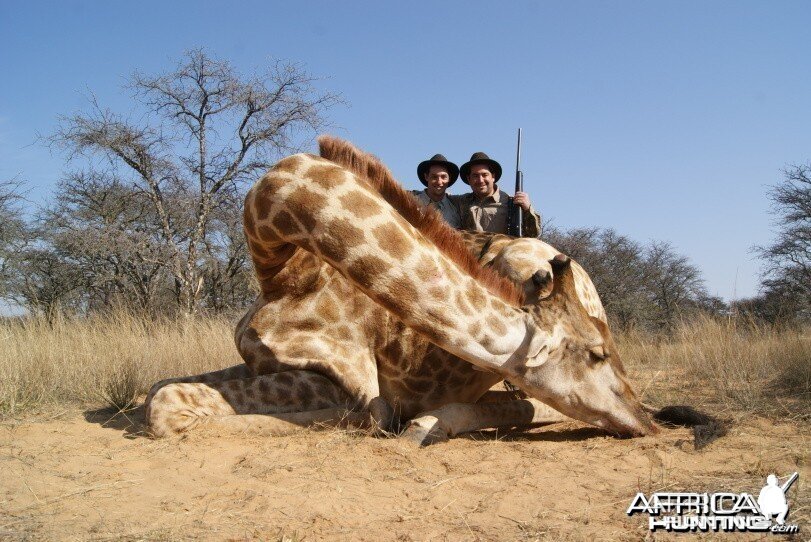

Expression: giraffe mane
xmin=318 ymin=135 xmax=524 ymax=307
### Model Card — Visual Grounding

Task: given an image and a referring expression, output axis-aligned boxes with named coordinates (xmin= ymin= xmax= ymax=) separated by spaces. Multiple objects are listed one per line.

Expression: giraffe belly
xmin=376 ymin=323 xmax=501 ymax=419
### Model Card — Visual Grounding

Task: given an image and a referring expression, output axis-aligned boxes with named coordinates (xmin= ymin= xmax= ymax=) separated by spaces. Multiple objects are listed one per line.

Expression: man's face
xmin=424 ymin=165 xmax=451 ymax=200
xmin=468 ymin=164 xmax=496 ymax=198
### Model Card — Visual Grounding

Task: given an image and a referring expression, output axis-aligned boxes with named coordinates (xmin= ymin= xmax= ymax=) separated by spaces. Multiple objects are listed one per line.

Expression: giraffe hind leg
xmin=145 ymin=363 xmax=254 ymax=410
xmin=147 ymin=370 xmax=353 ymax=437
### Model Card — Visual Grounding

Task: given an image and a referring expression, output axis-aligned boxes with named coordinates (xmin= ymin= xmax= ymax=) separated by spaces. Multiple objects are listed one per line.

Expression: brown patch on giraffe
xmin=257 ymin=379 xmax=270 ymax=395
xmin=318 ymin=136 xmax=524 ymax=307
xmin=378 ymin=278 xmax=421 ymax=317
xmin=347 ymin=254 xmax=389 ymax=287
xmin=469 ymin=321 xmax=482 ymax=338
xmin=306 ymin=163 xmax=349 ymax=191
xmin=243 ymin=204 xmax=259 ymax=240
xmin=297 ymin=383 xmax=315 ymax=405
xmin=292 ymin=319 xmax=323 ymax=332
xmin=315 ymin=295 xmax=340 ymax=321
xmin=447 ymin=371 xmax=468 ymax=387
xmin=270 ymin=210 xmax=301 ymax=236
xmin=426 ymin=286 xmax=449 ymax=302
xmin=466 ymin=286 xmax=486 ymax=308
xmin=250 ymin=180 xmax=277 ymax=220
xmin=415 ymin=255 xmax=440 ymax=283
xmin=486 ymin=316 xmax=508 ymax=336
xmin=419 ymin=325 xmax=451 ymax=348
xmin=426 ymin=307 xmax=455 ymax=331
xmin=334 ymin=325 xmax=354 ymax=342
xmin=454 ymin=291 xmax=474 ymax=316
xmin=175 ymin=388 xmax=192 ymax=408
xmin=403 ymin=378 xmax=434 ymax=394
xmin=275 ymin=372 xmax=294 ymax=388
xmin=379 ymin=340 xmax=404 ymax=368
xmin=273 ymin=154 xmax=306 ymax=175
xmin=313 ymin=378 xmax=341 ymax=403
xmin=339 ymin=190 xmax=381 ymax=220
xmin=286 ymin=186 xmax=328 ymax=232
xmin=274 ymin=385 xmax=292 ymax=405
xmin=372 ymin=222 xmax=414 ymax=261
xmin=319 ymin=218 xmax=366 ymax=264
xmin=434 ymin=367 xmax=451 ymax=382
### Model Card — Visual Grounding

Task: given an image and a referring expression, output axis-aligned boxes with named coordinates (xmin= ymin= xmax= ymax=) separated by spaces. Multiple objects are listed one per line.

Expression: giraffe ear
xmin=549 ymin=254 xmax=577 ymax=299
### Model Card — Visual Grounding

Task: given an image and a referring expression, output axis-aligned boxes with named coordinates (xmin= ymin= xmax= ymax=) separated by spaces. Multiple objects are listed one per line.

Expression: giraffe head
xmin=505 ymin=254 xmax=658 ymax=437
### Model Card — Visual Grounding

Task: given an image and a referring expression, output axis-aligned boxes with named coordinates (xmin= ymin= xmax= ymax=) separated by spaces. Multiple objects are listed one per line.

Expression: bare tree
xmin=751 ymin=164 xmax=811 ymax=322
xmin=643 ymin=240 xmax=707 ymax=329
xmin=39 ymin=171 xmax=170 ymax=312
xmin=545 ymin=226 xmax=713 ymax=331
xmin=0 ymin=179 xmax=30 ymax=302
xmin=51 ymin=49 xmax=342 ymax=314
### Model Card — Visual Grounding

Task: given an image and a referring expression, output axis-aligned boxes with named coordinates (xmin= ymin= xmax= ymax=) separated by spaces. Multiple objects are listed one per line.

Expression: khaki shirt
xmin=452 ymin=189 xmax=541 ymax=238
xmin=411 ymin=190 xmax=462 ymax=229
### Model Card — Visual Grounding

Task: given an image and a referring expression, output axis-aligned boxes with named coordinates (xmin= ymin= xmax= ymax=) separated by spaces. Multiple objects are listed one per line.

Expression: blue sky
xmin=1 ymin=1 xmax=809 ymax=301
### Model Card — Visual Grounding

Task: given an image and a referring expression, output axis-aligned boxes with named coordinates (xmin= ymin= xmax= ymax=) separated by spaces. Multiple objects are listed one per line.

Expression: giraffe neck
xmin=246 ymin=153 xmax=548 ymax=374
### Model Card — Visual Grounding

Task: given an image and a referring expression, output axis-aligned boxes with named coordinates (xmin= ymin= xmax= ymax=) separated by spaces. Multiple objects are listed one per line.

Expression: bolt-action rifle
xmin=506 ymin=128 xmax=523 ymax=237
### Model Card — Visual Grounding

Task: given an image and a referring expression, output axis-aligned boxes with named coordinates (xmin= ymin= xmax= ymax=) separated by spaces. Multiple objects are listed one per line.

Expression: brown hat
xmin=417 ymin=154 xmax=459 ymax=187
xmin=460 ymin=152 xmax=502 ymax=184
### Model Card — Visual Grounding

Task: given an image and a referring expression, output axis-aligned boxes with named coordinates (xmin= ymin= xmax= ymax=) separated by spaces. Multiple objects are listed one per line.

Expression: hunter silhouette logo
xmin=758 ymin=473 xmax=798 ymax=527
xmin=627 ymin=472 xmax=800 ymax=534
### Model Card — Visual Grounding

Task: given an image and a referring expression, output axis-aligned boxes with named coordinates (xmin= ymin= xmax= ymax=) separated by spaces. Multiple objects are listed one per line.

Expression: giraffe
xmin=145 ymin=136 xmax=657 ymax=443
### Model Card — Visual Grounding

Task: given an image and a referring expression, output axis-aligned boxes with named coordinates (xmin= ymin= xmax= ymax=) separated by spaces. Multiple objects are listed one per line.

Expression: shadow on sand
xmin=83 ymin=404 xmax=149 ymax=439
xmin=461 ymin=424 xmax=609 ymax=443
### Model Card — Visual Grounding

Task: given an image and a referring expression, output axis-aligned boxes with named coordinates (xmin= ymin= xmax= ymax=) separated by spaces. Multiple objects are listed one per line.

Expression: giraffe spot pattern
xmin=271 ymin=210 xmax=301 ymax=236
xmin=319 ymin=218 xmax=366 ymax=263
xmin=286 ymin=186 xmax=327 ymax=232
xmin=306 ymin=164 xmax=349 ymax=190
xmin=372 ymin=222 xmax=415 ymax=261
xmin=339 ymin=190 xmax=382 ymax=220
xmin=347 ymin=254 xmax=388 ymax=287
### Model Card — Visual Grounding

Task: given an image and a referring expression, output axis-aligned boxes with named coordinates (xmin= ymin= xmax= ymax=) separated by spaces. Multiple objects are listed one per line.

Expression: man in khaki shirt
xmin=411 ymin=154 xmax=462 ymax=228
xmin=452 ymin=151 xmax=541 ymax=238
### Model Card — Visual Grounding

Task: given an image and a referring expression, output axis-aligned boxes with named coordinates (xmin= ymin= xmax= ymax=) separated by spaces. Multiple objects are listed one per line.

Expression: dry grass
xmin=0 ymin=309 xmax=241 ymax=417
xmin=1 ymin=310 xmax=808 ymax=421
xmin=620 ymin=315 xmax=811 ymax=419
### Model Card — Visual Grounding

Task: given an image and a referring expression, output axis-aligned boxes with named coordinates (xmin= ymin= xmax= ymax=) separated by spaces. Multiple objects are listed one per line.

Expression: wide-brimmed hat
xmin=460 ymin=152 xmax=502 ymax=184
xmin=417 ymin=154 xmax=459 ymax=187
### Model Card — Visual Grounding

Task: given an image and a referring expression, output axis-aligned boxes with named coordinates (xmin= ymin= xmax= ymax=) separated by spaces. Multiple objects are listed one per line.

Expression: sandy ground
xmin=1 ymin=406 xmax=808 ymax=541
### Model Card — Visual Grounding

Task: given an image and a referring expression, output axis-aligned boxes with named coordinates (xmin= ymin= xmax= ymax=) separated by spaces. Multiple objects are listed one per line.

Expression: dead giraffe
xmin=145 ymin=136 xmax=657 ymax=443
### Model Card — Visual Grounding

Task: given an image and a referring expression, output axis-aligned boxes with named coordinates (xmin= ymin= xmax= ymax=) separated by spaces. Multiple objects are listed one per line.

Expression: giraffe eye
xmin=588 ymin=344 xmax=607 ymax=362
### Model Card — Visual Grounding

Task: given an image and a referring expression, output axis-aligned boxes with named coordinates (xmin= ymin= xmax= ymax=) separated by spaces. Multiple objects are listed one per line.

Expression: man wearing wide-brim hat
xmin=452 ymin=152 xmax=541 ymax=237
xmin=411 ymin=154 xmax=463 ymax=228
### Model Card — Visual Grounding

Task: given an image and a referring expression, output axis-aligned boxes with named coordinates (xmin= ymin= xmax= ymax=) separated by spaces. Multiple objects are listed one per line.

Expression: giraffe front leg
xmin=147 ymin=370 xmax=353 ymax=437
xmin=401 ymin=398 xmax=570 ymax=446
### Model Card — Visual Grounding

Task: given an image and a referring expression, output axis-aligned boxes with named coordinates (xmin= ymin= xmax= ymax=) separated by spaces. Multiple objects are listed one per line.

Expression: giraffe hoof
xmin=401 ymin=416 xmax=449 ymax=446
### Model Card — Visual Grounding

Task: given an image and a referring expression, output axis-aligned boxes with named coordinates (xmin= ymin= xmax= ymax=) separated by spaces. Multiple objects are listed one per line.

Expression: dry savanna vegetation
xmin=1 ymin=311 xmax=808 ymax=421
xmin=1 ymin=311 xmax=809 ymax=540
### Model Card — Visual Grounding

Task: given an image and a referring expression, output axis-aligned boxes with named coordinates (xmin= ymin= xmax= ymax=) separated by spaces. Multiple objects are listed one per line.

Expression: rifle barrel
xmin=781 ymin=472 xmax=799 ymax=492
xmin=515 ymin=128 xmax=522 ymax=174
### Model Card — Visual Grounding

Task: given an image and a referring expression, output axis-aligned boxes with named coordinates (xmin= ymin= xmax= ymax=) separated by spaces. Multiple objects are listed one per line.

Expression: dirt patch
xmin=1 ymin=408 xmax=808 ymax=541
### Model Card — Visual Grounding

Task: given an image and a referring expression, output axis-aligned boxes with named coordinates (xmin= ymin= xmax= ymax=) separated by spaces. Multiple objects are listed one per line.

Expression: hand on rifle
xmin=513 ymin=191 xmax=531 ymax=211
